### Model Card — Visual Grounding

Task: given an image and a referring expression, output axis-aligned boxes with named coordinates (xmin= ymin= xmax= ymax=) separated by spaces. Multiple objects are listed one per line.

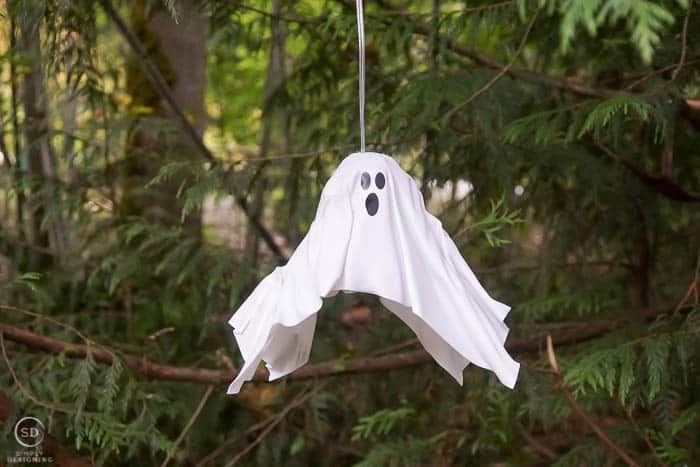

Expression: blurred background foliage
xmin=0 ymin=0 xmax=699 ymax=465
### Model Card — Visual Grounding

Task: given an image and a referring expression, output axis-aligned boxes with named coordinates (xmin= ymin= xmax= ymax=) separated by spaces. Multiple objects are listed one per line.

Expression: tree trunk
xmin=16 ymin=0 xmax=51 ymax=269
xmin=122 ymin=0 xmax=207 ymax=233
xmin=245 ymin=0 xmax=289 ymax=262
xmin=8 ymin=11 xmax=26 ymax=242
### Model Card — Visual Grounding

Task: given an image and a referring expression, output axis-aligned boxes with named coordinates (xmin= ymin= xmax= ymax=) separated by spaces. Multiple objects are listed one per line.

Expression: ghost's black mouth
xmin=365 ymin=193 xmax=379 ymax=216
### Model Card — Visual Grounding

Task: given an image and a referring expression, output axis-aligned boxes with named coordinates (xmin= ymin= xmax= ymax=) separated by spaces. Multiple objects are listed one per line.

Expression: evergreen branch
xmin=453 ymin=197 xmax=523 ymax=247
xmin=97 ymin=0 xmax=287 ymax=262
xmin=0 ymin=390 xmax=93 ymax=467
xmin=192 ymin=386 xmax=320 ymax=467
xmin=443 ymin=7 xmax=541 ymax=122
xmin=236 ymin=3 xmax=322 ymax=25
xmin=0 ymin=322 xmax=234 ymax=385
xmin=515 ymin=421 xmax=558 ymax=462
xmin=671 ymin=2 xmax=692 ymax=81
xmin=160 ymin=385 xmax=214 ymax=467
xmin=0 ymin=304 xmax=114 ymax=356
xmin=378 ymin=0 xmax=515 ymax=17
xmin=364 ymin=0 xmax=619 ymax=98
xmin=223 ymin=383 xmax=324 ymax=467
xmin=351 ymin=406 xmax=416 ymax=441
xmin=547 ymin=336 xmax=642 ymax=467
xmin=596 ymin=144 xmax=700 ymax=202
xmin=0 ymin=332 xmax=76 ymax=414
xmin=620 ymin=401 xmax=669 ymax=467
xmin=357 ymin=0 xmax=700 ymax=109
xmin=225 ymin=137 xmax=422 ymax=166
xmin=625 ymin=56 xmax=700 ymax=91
xmin=0 ymin=303 xmax=675 ymax=386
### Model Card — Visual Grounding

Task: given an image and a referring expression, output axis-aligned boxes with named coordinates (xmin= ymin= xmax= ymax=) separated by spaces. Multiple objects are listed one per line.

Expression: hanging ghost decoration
xmin=226 ymin=152 xmax=520 ymax=394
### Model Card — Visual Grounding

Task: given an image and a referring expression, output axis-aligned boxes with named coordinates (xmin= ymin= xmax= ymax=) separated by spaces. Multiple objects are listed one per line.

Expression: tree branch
xmin=546 ymin=336 xmax=641 ymax=467
xmin=365 ymin=0 xmax=620 ymax=98
xmin=0 ymin=303 xmax=674 ymax=387
xmin=596 ymin=144 xmax=700 ymax=203
xmin=516 ymin=421 xmax=558 ymax=462
xmin=364 ymin=0 xmax=700 ymax=139
xmin=671 ymin=2 xmax=692 ymax=81
xmin=443 ymin=7 xmax=541 ymax=122
xmin=223 ymin=383 xmax=323 ymax=467
xmin=160 ymin=385 xmax=214 ymax=467
xmin=98 ymin=0 xmax=287 ymax=262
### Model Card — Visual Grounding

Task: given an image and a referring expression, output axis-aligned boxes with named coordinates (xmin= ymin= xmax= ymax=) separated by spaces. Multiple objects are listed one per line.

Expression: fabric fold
xmin=227 ymin=152 xmax=519 ymax=394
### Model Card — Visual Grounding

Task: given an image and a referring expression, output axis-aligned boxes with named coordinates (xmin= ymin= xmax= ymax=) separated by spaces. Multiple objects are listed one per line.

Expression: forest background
xmin=0 ymin=0 xmax=699 ymax=465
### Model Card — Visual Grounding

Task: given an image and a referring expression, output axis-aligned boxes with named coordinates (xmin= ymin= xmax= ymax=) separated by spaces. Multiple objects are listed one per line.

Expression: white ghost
xmin=226 ymin=152 xmax=519 ymax=394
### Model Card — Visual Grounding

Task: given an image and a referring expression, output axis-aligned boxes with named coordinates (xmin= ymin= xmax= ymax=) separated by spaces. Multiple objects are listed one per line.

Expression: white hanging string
xmin=355 ymin=0 xmax=366 ymax=152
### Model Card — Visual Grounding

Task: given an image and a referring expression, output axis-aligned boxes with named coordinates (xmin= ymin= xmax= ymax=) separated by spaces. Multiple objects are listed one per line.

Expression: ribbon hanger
xmin=355 ymin=0 xmax=366 ymax=152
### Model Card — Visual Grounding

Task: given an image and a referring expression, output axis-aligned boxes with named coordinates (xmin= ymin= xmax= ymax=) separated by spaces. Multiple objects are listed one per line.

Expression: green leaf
xmin=644 ymin=335 xmax=670 ymax=401
xmin=671 ymin=402 xmax=700 ymax=435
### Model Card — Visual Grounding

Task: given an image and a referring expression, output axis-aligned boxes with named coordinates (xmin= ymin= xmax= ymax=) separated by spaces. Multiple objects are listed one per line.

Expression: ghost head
xmin=227 ymin=152 xmax=519 ymax=394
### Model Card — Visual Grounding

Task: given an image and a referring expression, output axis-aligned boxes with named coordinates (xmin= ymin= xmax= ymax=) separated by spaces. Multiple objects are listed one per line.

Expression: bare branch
xmin=547 ymin=336 xmax=641 ymax=467
xmin=0 ymin=303 xmax=674 ymax=387
xmin=223 ymin=383 xmax=324 ymax=466
xmin=516 ymin=421 xmax=558 ymax=462
xmin=596 ymin=144 xmax=700 ymax=203
xmin=672 ymin=3 xmax=692 ymax=80
xmin=161 ymin=385 xmax=214 ymax=467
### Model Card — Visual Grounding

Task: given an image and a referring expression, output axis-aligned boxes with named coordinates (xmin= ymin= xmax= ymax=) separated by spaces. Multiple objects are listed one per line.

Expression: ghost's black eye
xmin=375 ymin=172 xmax=385 ymax=189
xmin=360 ymin=172 xmax=370 ymax=190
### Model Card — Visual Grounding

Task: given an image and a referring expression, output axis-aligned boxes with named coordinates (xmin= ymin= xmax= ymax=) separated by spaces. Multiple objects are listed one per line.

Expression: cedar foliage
xmin=0 ymin=0 xmax=699 ymax=465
